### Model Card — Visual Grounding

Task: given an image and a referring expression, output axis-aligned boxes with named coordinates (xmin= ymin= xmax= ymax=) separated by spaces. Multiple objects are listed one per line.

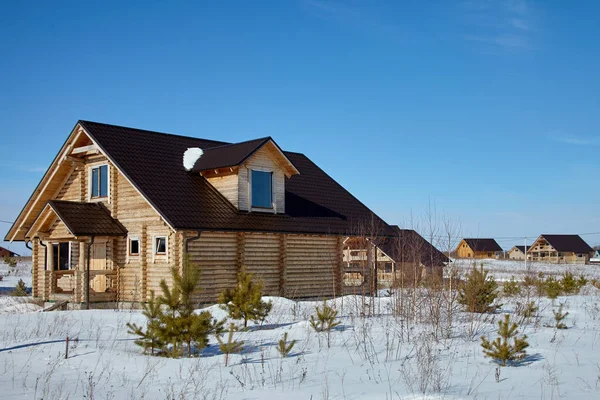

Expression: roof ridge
xmin=78 ymin=120 xmax=231 ymax=145
xmin=202 ymin=136 xmax=271 ymax=151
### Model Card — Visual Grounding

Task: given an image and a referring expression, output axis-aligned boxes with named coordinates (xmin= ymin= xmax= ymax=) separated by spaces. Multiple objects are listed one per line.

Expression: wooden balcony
xmin=43 ymin=269 xmax=119 ymax=303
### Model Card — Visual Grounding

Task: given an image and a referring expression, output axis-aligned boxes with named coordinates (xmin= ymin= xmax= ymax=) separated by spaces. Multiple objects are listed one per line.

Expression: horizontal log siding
xmin=244 ymin=232 xmax=281 ymax=295
xmin=115 ymin=167 xmax=175 ymax=302
xmin=284 ymin=235 xmax=338 ymax=299
xmin=187 ymin=232 xmax=238 ymax=303
xmin=207 ymin=174 xmax=239 ymax=208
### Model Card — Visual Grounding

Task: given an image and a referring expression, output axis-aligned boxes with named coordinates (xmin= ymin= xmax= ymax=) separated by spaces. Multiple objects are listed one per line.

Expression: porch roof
xmin=27 ymin=200 xmax=127 ymax=238
xmin=49 ymin=201 xmax=127 ymax=237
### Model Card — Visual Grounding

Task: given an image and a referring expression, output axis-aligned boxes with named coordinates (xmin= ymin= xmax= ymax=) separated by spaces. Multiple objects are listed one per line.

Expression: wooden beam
xmin=71 ymin=144 xmax=98 ymax=154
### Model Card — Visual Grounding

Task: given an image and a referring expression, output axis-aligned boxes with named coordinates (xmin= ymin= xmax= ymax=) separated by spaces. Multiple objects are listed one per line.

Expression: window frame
xmin=250 ymin=169 xmax=274 ymax=210
xmin=51 ymin=241 xmax=71 ymax=271
xmin=89 ymin=164 xmax=110 ymax=201
xmin=129 ymin=237 xmax=140 ymax=257
xmin=152 ymin=235 xmax=169 ymax=263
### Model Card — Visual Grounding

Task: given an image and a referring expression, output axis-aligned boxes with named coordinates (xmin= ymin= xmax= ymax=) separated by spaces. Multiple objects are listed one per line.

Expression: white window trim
xmin=152 ymin=235 xmax=168 ymax=263
xmin=88 ymin=164 xmax=111 ymax=203
xmin=249 ymin=168 xmax=275 ymax=212
xmin=127 ymin=236 xmax=140 ymax=263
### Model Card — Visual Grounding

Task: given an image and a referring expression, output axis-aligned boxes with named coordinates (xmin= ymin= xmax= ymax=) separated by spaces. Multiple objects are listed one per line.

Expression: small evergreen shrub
xmin=481 ymin=314 xmax=529 ymax=366
xmin=310 ymin=300 xmax=341 ymax=348
xmin=560 ymin=271 xmax=579 ymax=294
xmin=458 ymin=266 xmax=500 ymax=313
xmin=216 ymin=323 xmax=244 ymax=366
xmin=127 ymin=257 xmax=224 ymax=358
xmin=515 ymin=300 xmax=538 ymax=320
xmin=277 ymin=332 xmax=297 ymax=358
xmin=219 ymin=267 xmax=272 ymax=329
xmin=553 ymin=303 xmax=569 ymax=329
xmin=11 ymin=279 xmax=28 ymax=296
xmin=310 ymin=300 xmax=341 ymax=332
xmin=503 ymin=277 xmax=521 ymax=297
xmin=544 ymin=276 xmax=562 ymax=300
xmin=3 ymin=255 xmax=17 ymax=268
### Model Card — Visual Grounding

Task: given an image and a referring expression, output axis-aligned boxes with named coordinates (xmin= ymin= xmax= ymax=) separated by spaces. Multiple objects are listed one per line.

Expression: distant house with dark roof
xmin=455 ymin=238 xmax=503 ymax=259
xmin=5 ymin=120 xmax=398 ymax=306
xmin=343 ymin=226 xmax=449 ymax=285
xmin=0 ymin=246 xmax=20 ymax=258
xmin=508 ymin=245 xmax=530 ymax=260
xmin=528 ymin=234 xmax=594 ymax=264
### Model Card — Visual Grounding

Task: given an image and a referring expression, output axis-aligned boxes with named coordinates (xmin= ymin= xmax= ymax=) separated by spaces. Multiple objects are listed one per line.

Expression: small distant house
xmin=528 ymin=234 xmax=594 ymax=264
xmin=343 ymin=226 xmax=449 ymax=286
xmin=591 ymin=249 xmax=600 ymax=264
xmin=0 ymin=246 xmax=20 ymax=258
xmin=508 ymin=245 xmax=530 ymax=260
xmin=455 ymin=238 xmax=502 ymax=259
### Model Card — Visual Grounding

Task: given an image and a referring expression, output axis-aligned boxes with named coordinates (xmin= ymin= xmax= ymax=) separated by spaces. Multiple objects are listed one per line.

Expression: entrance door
xmin=90 ymin=242 xmax=107 ymax=292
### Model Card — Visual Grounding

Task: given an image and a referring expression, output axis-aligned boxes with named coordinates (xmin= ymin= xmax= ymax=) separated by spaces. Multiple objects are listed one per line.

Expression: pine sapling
xmin=458 ymin=266 xmax=500 ymax=313
xmin=126 ymin=291 xmax=165 ymax=355
xmin=216 ymin=323 xmax=244 ymax=366
xmin=277 ymin=332 xmax=297 ymax=358
xmin=544 ymin=276 xmax=562 ymax=300
xmin=553 ymin=303 xmax=569 ymax=329
xmin=310 ymin=300 xmax=341 ymax=348
xmin=219 ymin=267 xmax=272 ymax=329
xmin=481 ymin=314 xmax=529 ymax=366
xmin=11 ymin=279 xmax=28 ymax=296
xmin=503 ymin=277 xmax=521 ymax=297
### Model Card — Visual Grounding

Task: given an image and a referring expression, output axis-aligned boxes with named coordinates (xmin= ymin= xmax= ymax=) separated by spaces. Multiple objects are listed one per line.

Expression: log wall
xmin=185 ymin=231 xmax=344 ymax=303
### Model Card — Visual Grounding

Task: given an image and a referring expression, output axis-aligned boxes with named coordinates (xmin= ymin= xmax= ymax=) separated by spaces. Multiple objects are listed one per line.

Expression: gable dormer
xmin=189 ymin=138 xmax=299 ymax=214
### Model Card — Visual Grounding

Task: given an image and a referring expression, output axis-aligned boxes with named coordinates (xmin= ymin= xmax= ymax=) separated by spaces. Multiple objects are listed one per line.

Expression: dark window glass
xmin=52 ymin=244 xmax=58 ymax=270
xmin=99 ymin=165 xmax=108 ymax=197
xmin=52 ymin=242 xmax=70 ymax=270
xmin=155 ymin=237 xmax=166 ymax=254
xmin=130 ymin=239 xmax=140 ymax=255
xmin=91 ymin=168 xmax=99 ymax=197
xmin=92 ymin=165 xmax=108 ymax=198
xmin=251 ymin=170 xmax=272 ymax=208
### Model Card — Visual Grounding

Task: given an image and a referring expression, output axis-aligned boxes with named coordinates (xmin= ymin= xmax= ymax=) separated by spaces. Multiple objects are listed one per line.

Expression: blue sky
xmin=1 ymin=0 xmax=599 ymax=255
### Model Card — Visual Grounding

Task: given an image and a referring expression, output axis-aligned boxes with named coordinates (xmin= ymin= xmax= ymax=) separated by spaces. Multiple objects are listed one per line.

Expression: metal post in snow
xmin=65 ymin=336 xmax=69 ymax=359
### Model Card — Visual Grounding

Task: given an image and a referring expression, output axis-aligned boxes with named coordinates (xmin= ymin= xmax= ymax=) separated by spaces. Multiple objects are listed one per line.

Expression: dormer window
xmin=251 ymin=170 xmax=272 ymax=209
xmin=91 ymin=165 xmax=108 ymax=199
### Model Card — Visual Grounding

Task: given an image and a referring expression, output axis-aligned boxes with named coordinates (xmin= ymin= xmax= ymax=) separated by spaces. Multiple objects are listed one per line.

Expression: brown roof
xmin=48 ymin=200 xmax=127 ymax=237
xmin=0 ymin=247 xmax=20 ymax=257
xmin=78 ymin=120 xmax=395 ymax=236
xmin=540 ymin=234 xmax=593 ymax=254
xmin=375 ymin=226 xmax=449 ymax=268
xmin=462 ymin=238 xmax=503 ymax=252
xmin=190 ymin=137 xmax=272 ymax=172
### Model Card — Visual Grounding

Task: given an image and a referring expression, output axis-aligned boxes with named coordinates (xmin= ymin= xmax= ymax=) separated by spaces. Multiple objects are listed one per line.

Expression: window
xmin=251 ymin=170 xmax=272 ymax=208
xmin=155 ymin=237 xmax=167 ymax=255
xmin=91 ymin=165 xmax=108 ymax=198
xmin=52 ymin=242 xmax=70 ymax=270
xmin=129 ymin=238 xmax=140 ymax=256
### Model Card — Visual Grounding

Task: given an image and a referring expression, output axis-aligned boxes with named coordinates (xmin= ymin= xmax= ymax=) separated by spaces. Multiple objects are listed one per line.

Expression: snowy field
xmin=1 ymin=261 xmax=600 ymax=399
xmin=450 ymin=258 xmax=600 ymax=282
xmin=0 ymin=258 xmax=32 ymax=295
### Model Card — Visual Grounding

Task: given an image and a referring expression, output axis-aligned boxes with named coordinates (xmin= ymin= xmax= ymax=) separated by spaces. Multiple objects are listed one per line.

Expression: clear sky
xmin=1 ymin=0 xmax=599 ymax=255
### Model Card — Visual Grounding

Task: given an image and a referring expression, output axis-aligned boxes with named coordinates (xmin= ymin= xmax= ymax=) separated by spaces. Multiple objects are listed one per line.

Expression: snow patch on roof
xmin=183 ymin=148 xmax=204 ymax=171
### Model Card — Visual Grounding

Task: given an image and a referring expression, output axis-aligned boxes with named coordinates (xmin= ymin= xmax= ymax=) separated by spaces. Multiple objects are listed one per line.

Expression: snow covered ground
xmin=0 ymin=258 xmax=32 ymax=295
xmin=450 ymin=258 xmax=600 ymax=282
xmin=1 ymin=260 xmax=600 ymax=399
